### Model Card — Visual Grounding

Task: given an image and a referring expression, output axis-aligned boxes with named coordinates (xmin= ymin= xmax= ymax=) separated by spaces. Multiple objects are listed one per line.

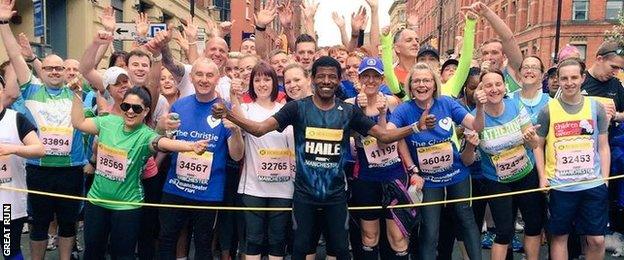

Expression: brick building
xmin=412 ymin=0 xmax=624 ymax=67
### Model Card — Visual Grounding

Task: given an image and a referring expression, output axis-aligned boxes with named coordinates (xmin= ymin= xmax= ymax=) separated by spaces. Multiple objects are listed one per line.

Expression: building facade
xmin=389 ymin=0 xmax=407 ymax=34
xmin=0 ymin=0 xmax=219 ymax=66
xmin=414 ymin=0 xmax=624 ymax=66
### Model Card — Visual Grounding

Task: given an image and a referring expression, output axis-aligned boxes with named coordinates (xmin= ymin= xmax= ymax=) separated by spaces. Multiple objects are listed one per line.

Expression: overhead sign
xmin=33 ymin=0 xmax=44 ymax=37
xmin=114 ymin=23 xmax=168 ymax=41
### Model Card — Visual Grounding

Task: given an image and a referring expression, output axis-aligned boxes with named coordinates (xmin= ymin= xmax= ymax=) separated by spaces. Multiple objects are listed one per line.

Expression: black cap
xmin=546 ymin=67 xmax=557 ymax=77
xmin=417 ymin=44 xmax=440 ymax=60
xmin=441 ymin=59 xmax=459 ymax=72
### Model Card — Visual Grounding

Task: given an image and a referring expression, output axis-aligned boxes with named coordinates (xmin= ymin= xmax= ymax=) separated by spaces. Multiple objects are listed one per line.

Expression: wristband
xmin=152 ymin=53 xmax=163 ymax=62
xmin=25 ymin=56 xmax=38 ymax=63
xmin=407 ymin=165 xmax=418 ymax=175
xmin=134 ymin=36 xmax=150 ymax=45
xmin=88 ymin=159 xmax=97 ymax=168
xmin=396 ymin=88 xmax=406 ymax=99
xmin=0 ymin=20 xmax=9 ymax=24
xmin=188 ymin=41 xmax=198 ymax=46
xmin=255 ymin=25 xmax=266 ymax=32
xmin=151 ymin=135 xmax=165 ymax=152
xmin=411 ymin=122 xmax=420 ymax=133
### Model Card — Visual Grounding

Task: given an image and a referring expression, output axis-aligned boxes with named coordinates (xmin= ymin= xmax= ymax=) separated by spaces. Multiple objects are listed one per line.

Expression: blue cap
xmin=358 ymin=57 xmax=384 ymax=75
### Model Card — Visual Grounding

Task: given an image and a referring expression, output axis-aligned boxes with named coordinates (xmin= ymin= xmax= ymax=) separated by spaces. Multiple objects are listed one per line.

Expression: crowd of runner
xmin=1 ymin=0 xmax=624 ymax=259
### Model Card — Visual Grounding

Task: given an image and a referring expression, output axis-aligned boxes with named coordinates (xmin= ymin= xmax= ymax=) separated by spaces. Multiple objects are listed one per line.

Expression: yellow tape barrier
xmin=1 ymin=175 xmax=624 ymax=211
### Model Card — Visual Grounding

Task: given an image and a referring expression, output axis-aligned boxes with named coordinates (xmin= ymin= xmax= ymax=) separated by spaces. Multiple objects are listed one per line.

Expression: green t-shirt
xmin=88 ymin=115 xmax=158 ymax=210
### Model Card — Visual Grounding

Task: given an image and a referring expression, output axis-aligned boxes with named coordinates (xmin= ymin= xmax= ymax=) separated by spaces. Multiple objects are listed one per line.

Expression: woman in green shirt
xmin=70 ymin=86 xmax=208 ymax=260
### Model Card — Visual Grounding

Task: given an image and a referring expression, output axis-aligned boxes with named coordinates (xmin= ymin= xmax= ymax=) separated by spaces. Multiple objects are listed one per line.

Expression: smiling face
xmin=127 ymin=55 xmax=150 ymax=86
xmin=191 ymin=60 xmax=220 ymax=97
xmin=109 ymin=74 xmax=131 ymax=103
xmin=224 ymin=58 xmax=240 ymax=80
xmin=481 ymin=41 xmax=505 ymax=70
xmin=313 ymin=66 xmax=340 ymax=100
xmin=520 ymin=57 xmax=544 ymax=86
xmin=395 ymin=29 xmax=420 ymax=59
xmin=41 ymin=55 xmax=65 ymax=87
xmin=296 ymin=42 xmax=316 ymax=70
xmin=63 ymin=59 xmax=80 ymax=83
xmin=238 ymin=56 xmax=258 ymax=88
xmin=409 ymin=69 xmax=436 ymax=103
xmin=358 ymin=69 xmax=383 ymax=95
xmin=204 ymin=38 xmax=229 ymax=68
xmin=121 ymin=94 xmax=149 ymax=129
xmin=345 ymin=56 xmax=361 ymax=82
xmin=252 ymin=74 xmax=274 ymax=100
xmin=480 ymin=72 xmax=506 ymax=104
xmin=284 ymin=66 xmax=312 ymax=100
xmin=160 ymin=68 xmax=178 ymax=98
xmin=558 ymin=64 xmax=585 ymax=100
xmin=270 ymin=52 xmax=289 ymax=77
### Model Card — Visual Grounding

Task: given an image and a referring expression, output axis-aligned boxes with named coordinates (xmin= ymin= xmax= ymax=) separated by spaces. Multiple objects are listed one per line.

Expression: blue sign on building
xmin=33 ymin=0 xmax=44 ymax=37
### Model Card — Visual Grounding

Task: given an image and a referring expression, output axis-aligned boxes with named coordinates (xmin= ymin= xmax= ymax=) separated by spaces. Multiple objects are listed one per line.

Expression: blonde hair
xmin=283 ymin=62 xmax=309 ymax=78
xmin=406 ymin=62 xmax=443 ymax=100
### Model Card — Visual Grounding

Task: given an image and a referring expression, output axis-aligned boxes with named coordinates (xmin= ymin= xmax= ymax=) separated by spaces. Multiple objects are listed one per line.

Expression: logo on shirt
xmin=206 ymin=115 xmax=221 ymax=128
xmin=439 ymin=117 xmax=453 ymax=131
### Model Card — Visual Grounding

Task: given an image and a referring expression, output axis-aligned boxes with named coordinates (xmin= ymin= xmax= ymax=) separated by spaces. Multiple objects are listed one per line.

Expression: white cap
xmin=102 ymin=66 xmax=129 ymax=88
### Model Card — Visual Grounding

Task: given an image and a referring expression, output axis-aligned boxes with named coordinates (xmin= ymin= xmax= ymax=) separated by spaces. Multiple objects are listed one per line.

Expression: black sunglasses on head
xmin=120 ymin=102 xmax=145 ymax=114
xmin=599 ymin=48 xmax=624 ymax=56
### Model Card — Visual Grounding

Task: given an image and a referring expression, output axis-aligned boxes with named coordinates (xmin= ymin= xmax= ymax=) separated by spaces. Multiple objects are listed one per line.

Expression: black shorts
xmin=351 ymin=178 xmax=393 ymax=220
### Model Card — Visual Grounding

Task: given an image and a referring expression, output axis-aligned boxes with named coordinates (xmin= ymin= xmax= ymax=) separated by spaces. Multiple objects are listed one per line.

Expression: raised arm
xmin=71 ymin=91 xmax=98 ymax=135
xmin=300 ymin=0 xmax=319 ymax=40
xmin=144 ymin=30 xmax=169 ymax=117
xmin=348 ymin=7 xmax=368 ymax=51
xmin=277 ymin=0 xmax=297 ymax=53
xmin=0 ymin=1 xmax=30 ymax=86
xmin=254 ymin=0 xmax=277 ymax=59
xmin=366 ymin=0 xmax=380 ymax=53
xmin=80 ymin=30 xmax=113 ymax=92
xmin=17 ymin=33 xmax=42 ymax=79
xmin=212 ymin=102 xmax=279 ymax=137
xmin=331 ymin=12 xmax=349 ymax=48
xmin=441 ymin=11 xmax=477 ymax=97
xmin=470 ymin=1 xmax=522 ymax=72
xmin=380 ymin=28 xmax=409 ymax=101
xmin=183 ymin=15 xmax=200 ymax=63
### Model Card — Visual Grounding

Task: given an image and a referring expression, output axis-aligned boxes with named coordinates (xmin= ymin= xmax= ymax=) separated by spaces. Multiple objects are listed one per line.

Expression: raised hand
xmin=464 ymin=131 xmax=480 ymax=146
xmin=418 ymin=102 xmax=436 ymax=131
xmin=467 ymin=1 xmax=487 ymax=16
xmin=0 ymin=0 xmax=16 ymax=21
xmin=277 ymin=0 xmax=293 ymax=28
xmin=406 ymin=8 xmax=418 ymax=28
xmin=301 ymin=0 xmax=319 ymax=20
xmin=522 ymin=124 xmax=541 ymax=144
xmin=351 ymin=6 xmax=368 ymax=33
xmin=93 ymin=30 xmax=114 ymax=46
xmin=144 ymin=30 xmax=170 ymax=55
xmin=192 ymin=139 xmax=209 ymax=155
xmin=67 ymin=74 xmax=84 ymax=92
xmin=473 ymin=86 xmax=487 ymax=105
xmin=381 ymin=26 xmax=391 ymax=37
xmin=135 ymin=12 xmax=150 ymax=37
xmin=254 ymin=0 xmax=277 ymax=28
xmin=183 ymin=15 xmax=199 ymax=42
xmin=365 ymin=0 xmax=378 ymax=9
xmin=99 ymin=6 xmax=117 ymax=32
xmin=164 ymin=112 xmax=181 ymax=132
xmin=219 ymin=20 xmax=234 ymax=36
xmin=331 ymin=11 xmax=345 ymax=29
xmin=17 ymin=33 xmax=35 ymax=60
xmin=230 ymin=78 xmax=245 ymax=101
xmin=172 ymin=29 xmax=189 ymax=52
xmin=375 ymin=93 xmax=387 ymax=114
xmin=461 ymin=7 xmax=479 ymax=20
xmin=356 ymin=93 xmax=368 ymax=108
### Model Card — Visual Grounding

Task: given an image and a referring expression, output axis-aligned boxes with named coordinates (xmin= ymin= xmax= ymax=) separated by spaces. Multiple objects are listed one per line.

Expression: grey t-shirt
xmin=536 ymin=98 xmax=608 ymax=138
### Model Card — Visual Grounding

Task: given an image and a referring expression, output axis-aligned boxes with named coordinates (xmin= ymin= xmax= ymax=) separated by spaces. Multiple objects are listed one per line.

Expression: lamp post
xmin=553 ymin=0 xmax=563 ymax=64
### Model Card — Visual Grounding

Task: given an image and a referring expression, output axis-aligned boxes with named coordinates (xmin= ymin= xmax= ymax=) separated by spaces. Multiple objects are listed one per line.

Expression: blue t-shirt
xmin=389 ymin=96 xmax=470 ymax=188
xmin=471 ymin=99 xmax=535 ymax=183
xmin=162 ymin=95 xmax=232 ymax=202
xmin=354 ymin=101 xmax=404 ymax=182
xmin=273 ymin=96 xmax=375 ymax=204
xmin=341 ymin=80 xmax=393 ymax=99
xmin=510 ymin=90 xmax=550 ymax=124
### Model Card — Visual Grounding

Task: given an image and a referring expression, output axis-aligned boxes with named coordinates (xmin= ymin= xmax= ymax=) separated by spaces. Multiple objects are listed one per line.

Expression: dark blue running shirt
xmin=273 ymin=96 xmax=375 ymax=204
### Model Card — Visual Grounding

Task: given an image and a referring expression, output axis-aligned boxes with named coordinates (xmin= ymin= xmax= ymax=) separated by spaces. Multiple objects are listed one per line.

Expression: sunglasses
xmin=42 ymin=66 xmax=65 ymax=72
xmin=120 ymin=102 xmax=145 ymax=114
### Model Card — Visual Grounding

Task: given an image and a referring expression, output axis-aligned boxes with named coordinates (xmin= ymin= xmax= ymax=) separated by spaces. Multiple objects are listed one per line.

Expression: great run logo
xmin=3 ymin=204 xmax=10 ymax=257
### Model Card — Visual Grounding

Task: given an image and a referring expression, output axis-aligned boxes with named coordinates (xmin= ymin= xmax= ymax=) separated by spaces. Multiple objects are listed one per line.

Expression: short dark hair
xmin=596 ymin=40 xmax=624 ymax=58
xmin=295 ymin=34 xmax=316 ymax=50
xmin=249 ymin=61 xmax=279 ymax=102
xmin=125 ymin=49 xmax=152 ymax=67
xmin=479 ymin=68 xmax=505 ymax=82
xmin=109 ymin=51 xmax=128 ymax=68
xmin=557 ymin=58 xmax=586 ymax=77
xmin=311 ymin=56 xmax=341 ymax=80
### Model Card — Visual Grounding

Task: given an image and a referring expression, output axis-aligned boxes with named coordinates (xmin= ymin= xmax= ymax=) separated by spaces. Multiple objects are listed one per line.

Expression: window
xmin=572 ymin=44 xmax=587 ymax=61
xmin=606 ymin=0 xmax=624 ymax=20
xmin=573 ymin=0 xmax=588 ymax=20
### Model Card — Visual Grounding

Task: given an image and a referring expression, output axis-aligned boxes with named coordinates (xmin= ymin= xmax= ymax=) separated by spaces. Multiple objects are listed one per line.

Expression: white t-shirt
xmin=238 ymin=102 xmax=294 ymax=199
xmin=0 ymin=109 xmax=28 ymax=220
xmin=179 ymin=65 xmax=231 ymax=102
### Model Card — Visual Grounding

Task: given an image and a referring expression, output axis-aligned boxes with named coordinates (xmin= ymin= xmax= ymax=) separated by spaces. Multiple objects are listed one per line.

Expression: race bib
xmin=417 ymin=142 xmax=453 ymax=173
xmin=491 ymin=145 xmax=530 ymax=181
xmin=176 ymin=151 xmax=213 ymax=184
xmin=554 ymin=138 xmax=595 ymax=181
xmin=96 ymin=143 xmax=129 ymax=182
xmin=40 ymin=126 xmax=73 ymax=156
xmin=257 ymin=148 xmax=292 ymax=182
xmin=0 ymin=155 xmax=10 ymax=184
xmin=362 ymin=136 xmax=399 ymax=165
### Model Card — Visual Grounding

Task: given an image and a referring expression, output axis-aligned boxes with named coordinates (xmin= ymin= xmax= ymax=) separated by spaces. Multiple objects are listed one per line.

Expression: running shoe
xmin=46 ymin=234 xmax=57 ymax=251
xmin=511 ymin=234 xmax=524 ymax=253
xmin=22 ymin=223 xmax=29 ymax=234
xmin=481 ymin=231 xmax=495 ymax=249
